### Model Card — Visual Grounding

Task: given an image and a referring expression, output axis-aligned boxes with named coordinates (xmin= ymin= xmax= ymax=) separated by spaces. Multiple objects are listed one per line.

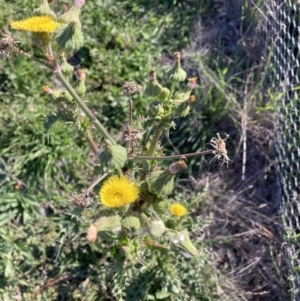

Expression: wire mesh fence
xmin=266 ymin=1 xmax=300 ymax=300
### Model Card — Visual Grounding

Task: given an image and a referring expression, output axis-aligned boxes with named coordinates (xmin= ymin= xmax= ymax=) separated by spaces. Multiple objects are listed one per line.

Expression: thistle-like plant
xmin=1 ymin=0 xmax=231 ymax=299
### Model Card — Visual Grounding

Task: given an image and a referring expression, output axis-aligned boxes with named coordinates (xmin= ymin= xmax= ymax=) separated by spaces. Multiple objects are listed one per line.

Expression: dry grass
xmin=181 ymin=0 xmax=292 ymax=300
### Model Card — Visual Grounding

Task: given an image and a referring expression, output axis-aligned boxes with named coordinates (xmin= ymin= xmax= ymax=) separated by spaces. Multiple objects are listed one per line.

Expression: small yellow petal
xmin=99 ymin=175 xmax=139 ymax=209
xmin=170 ymin=203 xmax=187 ymax=217
xmin=10 ymin=16 xmax=61 ymax=33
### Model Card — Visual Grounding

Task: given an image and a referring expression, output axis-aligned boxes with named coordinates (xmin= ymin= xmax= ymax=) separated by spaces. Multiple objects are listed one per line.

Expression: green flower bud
xmin=60 ymin=90 xmax=74 ymax=103
xmin=42 ymin=86 xmax=60 ymax=100
xmin=94 ymin=215 xmax=121 ymax=233
xmin=122 ymin=216 xmax=141 ymax=232
xmin=42 ymin=86 xmax=74 ymax=104
xmin=149 ymin=101 xmax=164 ymax=117
xmin=58 ymin=0 xmax=85 ymax=24
xmin=73 ymin=69 xmax=86 ymax=97
xmin=175 ymin=102 xmax=190 ymax=117
xmin=145 ymin=70 xmax=163 ymax=97
xmin=98 ymin=140 xmax=128 ymax=169
xmin=172 ymin=90 xmax=191 ymax=105
xmin=33 ymin=0 xmax=56 ymax=19
xmin=178 ymin=229 xmax=198 ymax=256
xmin=148 ymin=219 xmax=166 ymax=238
xmin=59 ymin=53 xmax=74 ymax=77
xmin=157 ymin=87 xmax=170 ymax=102
xmin=155 ymin=200 xmax=169 ymax=213
xmin=148 ymin=170 xmax=175 ymax=196
xmin=167 ymin=229 xmax=198 ymax=256
xmin=166 ymin=52 xmax=186 ymax=82
xmin=56 ymin=22 xmax=84 ymax=51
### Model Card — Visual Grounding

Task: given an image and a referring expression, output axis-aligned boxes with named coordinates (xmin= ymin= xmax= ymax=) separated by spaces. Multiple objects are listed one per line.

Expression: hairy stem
xmin=147 ymin=128 xmax=162 ymax=156
xmin=55 ymin=68 xmax=116 ymax=145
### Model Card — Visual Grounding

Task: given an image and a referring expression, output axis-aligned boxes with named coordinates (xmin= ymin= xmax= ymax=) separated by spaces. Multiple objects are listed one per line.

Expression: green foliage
xmin=0 ymin=0 xmax=228 ymax=300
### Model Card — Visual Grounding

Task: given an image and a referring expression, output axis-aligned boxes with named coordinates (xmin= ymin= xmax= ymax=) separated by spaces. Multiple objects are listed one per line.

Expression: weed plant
xmin=0 ymin=1 xmax=233 ymax=300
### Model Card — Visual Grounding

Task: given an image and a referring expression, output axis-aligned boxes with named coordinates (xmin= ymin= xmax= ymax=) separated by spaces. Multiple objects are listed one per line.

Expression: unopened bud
xmin=74 ymin=69 xmax=86 ymax=96
xmin=187 ymin=77 xmax=197 ymax=90
xmin=86 ymin=224 xmax=97 ymax=243
xmin=148 ymin=170 xmax=175 ymax=196
xmin=42 ymin=86 xmax=52 ymax=94
xmin=157 ymin=87 xmax=170 ymax=102
xmin=59 ymin=53 xmax=74 ymax=76
xmin=148 ymin=219 xmax=166 ymax=238
xmin=168 ymin=160 xmax=186 ymax=174
xmin=56 ymin=22 xmax=84 ymax=51
xmin=33 ymin=0 xmax=56 ymax=19
xmin=122 ymin=216 xmax=141 ymax=233
xmin=58 ymin=0 xmax=85 ymax=24
xmin=166 ymin=52 xmax=187 ymax=82
xmin=187 ymin=95 xmax=196 ymax=104
xmin=98 ymin=140 xmax=128 ymax=169
xmin=145 ymin=70 xmax=163 ymax=97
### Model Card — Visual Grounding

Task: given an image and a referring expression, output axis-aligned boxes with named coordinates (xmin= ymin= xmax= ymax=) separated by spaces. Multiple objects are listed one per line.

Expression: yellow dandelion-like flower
xmin=99 ymin=175 xmax=139 ymax=208
xmin=170 ymin=203 xmax=187 ymax=217
xmin=10 ymin=16 xmax=61 ymax=33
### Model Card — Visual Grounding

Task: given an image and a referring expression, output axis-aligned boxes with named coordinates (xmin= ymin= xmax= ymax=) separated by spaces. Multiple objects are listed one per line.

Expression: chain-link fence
xmin=266 ymin=1 xmax=300 ymax=300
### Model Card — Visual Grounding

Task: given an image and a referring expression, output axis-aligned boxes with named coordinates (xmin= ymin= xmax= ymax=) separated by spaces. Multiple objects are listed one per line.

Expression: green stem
xmin=55 ymin=68 xmax=116 ymax=145
xmin=132 ymin=149 xmax=213 ymax=161
xmin=167 ymin=82 xmax=176 ymax=103
xmin=147 ymin=128 xmax=162 ymax=156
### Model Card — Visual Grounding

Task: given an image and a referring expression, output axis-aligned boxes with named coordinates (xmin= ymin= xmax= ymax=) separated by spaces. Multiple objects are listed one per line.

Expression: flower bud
xmin=178 ymin=229 xmax=198 ymax=256
xmin=155 ymin=200 xmax=169 ymax=213
xmin=157 ymin=87 xmax=170 ymax=102
xmin=59 ymin=53 xmax=74 ymax=76
xmin=149 ymin=101 xmax=164 ymax=117
xmin=122 ymin=216 xmax=141 ymax=233
xmin=148 ymin=170 xmax=175 ymax=196
xmin=42 ymin=86 xmax=74 ymax=104
xmin=33 ymin=0 xmax=57 ymax=19
xmin=167 ymin=229 xmax=198 ymax=256
xmin=58 ymin=0 xmax=85 ymax=24
xmin=145 ymin=70 xmax=163 ymax=97
xmin=86 ymin=224 xmax=97 ymax=243
xmin=172 ymin=90 xmax=191 ymax=105
xmin=187 ymin=77 xmax=197 ymax=90
xmin=148 ymin=219 xmax=166 ymax=238
xmin=74 ymin=69 xmax=86 ymax=97
xmin=174 ymin=101 xmax=190 ymax=117
xmin=98 ymin=140 xmax=128 ymax=169
xmin=42 ymin=85 xmax=53 ymax=95
xmin=166 ymin=52 xmax=186 ymax=82
xmin=187 ymin=95 xmax=196 ymax=104
xmin=168 ymin=160 xmax=186 ymax=174
xmin=56 ymin=21 xmax=84 ymax=51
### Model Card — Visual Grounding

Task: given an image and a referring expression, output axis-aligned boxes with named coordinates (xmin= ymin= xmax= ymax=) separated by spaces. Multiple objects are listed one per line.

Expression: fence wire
xmin=266 ymin=1 xmax=300 ymax=300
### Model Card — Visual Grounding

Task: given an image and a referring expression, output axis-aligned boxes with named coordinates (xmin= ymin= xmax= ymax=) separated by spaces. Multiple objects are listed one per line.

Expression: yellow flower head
xmin=10 ymin=16 xmax=61 ymax=33
xmin=99 ymin=175 xmax=139 ymax=208
xmin=170 ymin=203 xmax=187 ymax=217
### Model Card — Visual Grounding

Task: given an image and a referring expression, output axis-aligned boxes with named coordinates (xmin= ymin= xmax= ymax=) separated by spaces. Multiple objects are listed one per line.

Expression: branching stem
xmin=54 ymin=68 xmax=117 ymax=146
